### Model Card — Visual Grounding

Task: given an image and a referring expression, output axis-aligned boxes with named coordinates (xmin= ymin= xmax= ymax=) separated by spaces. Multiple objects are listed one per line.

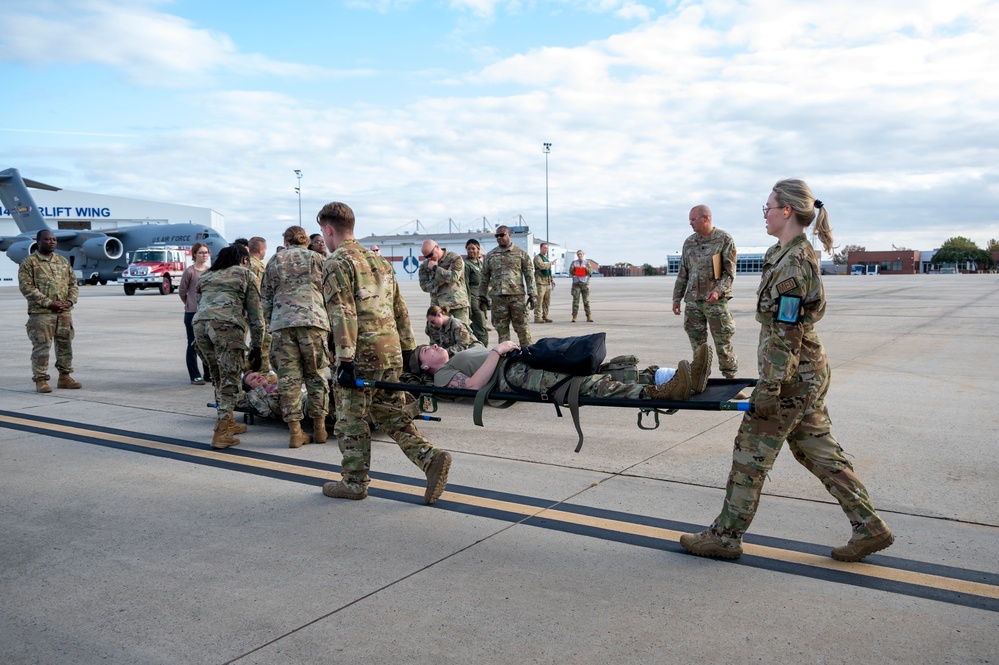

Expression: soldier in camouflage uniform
xmin=261 ymin=226 xmax=330 ymax=448
xmin=318 ymin=201 xmax=452 ymax=504
xmin=463 ymin=239 xmax=488 ymax=346
xmin=425 ymin=305 xmax=483 ymax=356
xmin=411 ymin=339 xmax=708 ymax=402
xmin=569 ymin=249 xmax=593 ymax=323
xmin=680 ymin=180 xmax=893 ymax=563
xmin=194 ymin=245 xmax=265 ymax=448
xmin=533 ymin=242 xmax=554 ymax=323
xmin=672 ymin=205 xmax=739 ymax=378
xmin=18 ymin=229 xmax=81 ymax=393
xmin=247 ymin=236 xmax=272 ymax=375
xmin=478 ymin=225 xmax=536 ymax=345
xmin=419 ymin=238 xmax=469 ymax=323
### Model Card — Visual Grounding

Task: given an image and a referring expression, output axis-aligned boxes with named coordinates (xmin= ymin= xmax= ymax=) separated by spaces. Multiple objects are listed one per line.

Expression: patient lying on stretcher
xmin=409 ymin=339 xmax=712 ymax=401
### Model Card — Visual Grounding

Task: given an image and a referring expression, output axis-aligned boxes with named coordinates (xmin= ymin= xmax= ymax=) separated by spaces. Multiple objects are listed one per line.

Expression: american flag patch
xmin=775 ymin=278 xmax=798 ymax=294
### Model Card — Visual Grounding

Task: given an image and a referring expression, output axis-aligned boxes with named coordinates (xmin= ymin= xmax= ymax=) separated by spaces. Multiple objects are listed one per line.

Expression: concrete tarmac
xmin=1 ymin=273 xmax=997 ymax=664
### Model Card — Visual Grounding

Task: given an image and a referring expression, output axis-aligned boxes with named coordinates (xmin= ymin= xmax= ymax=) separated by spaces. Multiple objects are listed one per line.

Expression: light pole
xmin=543 ymin=142 xmax=551 ymax=244
xmin=294 ymin=169 xmax=303 ymax=225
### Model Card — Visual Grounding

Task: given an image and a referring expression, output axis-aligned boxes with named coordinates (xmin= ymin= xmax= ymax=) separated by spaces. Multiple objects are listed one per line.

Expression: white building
xmin=361 ymin=225 xmax=569 ymax=283
xmin=1 ymin=181 xmax=224 ymax=286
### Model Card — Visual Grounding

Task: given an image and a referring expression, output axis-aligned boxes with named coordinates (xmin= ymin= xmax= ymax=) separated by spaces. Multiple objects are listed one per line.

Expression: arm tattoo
xmin=448 ymin=372 xmax=470 ymax=389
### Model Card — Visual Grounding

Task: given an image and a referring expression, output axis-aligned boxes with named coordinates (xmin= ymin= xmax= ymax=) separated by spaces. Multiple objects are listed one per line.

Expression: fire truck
xmin=118 ymin=244 xmax=193 ymax=295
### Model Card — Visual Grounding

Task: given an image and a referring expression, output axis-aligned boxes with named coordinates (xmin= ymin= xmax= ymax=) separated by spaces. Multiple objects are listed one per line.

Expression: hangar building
xmin=1 ymin=180 xmax=225 ymax=286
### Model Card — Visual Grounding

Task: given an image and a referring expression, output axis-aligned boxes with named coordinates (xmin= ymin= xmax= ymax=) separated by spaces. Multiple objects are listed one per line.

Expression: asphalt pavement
xmin=1 ymin=273 xmax=996 ymax=664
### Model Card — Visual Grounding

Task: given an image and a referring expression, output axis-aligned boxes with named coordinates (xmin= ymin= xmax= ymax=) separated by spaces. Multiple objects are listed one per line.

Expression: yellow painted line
xmin=4 ymin=414 xmax=997 ymax=601
xmin=0 ymin=415 xmax=340 ymax=483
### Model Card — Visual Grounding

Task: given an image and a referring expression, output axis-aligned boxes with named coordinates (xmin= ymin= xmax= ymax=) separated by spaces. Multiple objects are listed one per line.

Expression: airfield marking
xmin=3 ymin=410 xmax=998 ymax=611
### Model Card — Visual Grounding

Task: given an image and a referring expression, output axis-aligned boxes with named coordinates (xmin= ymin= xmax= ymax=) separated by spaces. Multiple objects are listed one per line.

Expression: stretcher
xmin=354 ymin=377 xmax=756 ymax=452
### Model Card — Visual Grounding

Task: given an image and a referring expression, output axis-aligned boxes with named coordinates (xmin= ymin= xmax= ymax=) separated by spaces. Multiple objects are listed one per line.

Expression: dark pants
xmin=184 ymin=311 xmax=211 ymax=381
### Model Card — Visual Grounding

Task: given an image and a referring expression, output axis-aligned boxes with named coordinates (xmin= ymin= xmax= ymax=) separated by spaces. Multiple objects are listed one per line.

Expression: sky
xmin=2 ymin=0 xmax=998 ymax=264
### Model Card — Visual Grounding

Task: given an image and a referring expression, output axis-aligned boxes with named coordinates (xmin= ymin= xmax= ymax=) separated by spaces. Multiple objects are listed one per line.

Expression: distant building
xmin=1 ymin=182 xmax=224 ymax=286
xmin=847 ymin=250 xmax=921 ymax=275
xmin=359 ymin=225 xmax=570 ymax=282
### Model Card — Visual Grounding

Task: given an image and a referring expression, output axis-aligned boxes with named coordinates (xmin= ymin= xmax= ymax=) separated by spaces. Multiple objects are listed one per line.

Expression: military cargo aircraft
xmin=0 ymin=167 xmax=228 ymax=284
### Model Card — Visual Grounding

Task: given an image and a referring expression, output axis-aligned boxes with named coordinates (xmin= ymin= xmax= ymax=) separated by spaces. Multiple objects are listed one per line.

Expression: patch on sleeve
xmin=775 ymin=277 xmax=799 ymax=295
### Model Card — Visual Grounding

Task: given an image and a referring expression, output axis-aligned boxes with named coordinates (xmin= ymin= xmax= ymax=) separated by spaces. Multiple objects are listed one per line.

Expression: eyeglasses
xmin=763 ymin=205 xmax=787 ymax=215
xmin=423 ymin=244 xmax=439 ymax=259
xmin=495 ymin=233 xmax=508 ymax=238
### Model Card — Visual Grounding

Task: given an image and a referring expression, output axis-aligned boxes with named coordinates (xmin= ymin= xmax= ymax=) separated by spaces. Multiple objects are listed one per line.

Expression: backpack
xmin=597 ymin=354 xmax=639 ymax=383
xmin=514 ymin=333 xmax=606 ymax=375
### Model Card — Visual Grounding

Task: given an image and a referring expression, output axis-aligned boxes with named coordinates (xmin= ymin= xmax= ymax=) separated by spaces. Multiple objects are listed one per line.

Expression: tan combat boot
xmin=680 ymin=530 xmax=743 ymax=559
xmin=643 ymin=361 xmax=692 ymax=401
xmin=228 ymin=414 xmax=247 ymax=435
xmin=831 ymin=529 xmax=894 ymax=562
xmin=424 ymin=451 xmax=452 ymax=504
xmin=35 ymin=379 xmax=52 ymax=394
xmin=312 ymin=416 xmax=328 ymax=443
xmin=322 ymin=480 xmax=367 ymax=500
xmin=57 ymin=373 xmax=82 ymax=389
xmin=288 ymin=420 xmax=312 ymax=448
xmin=690 ymin=344 xmax=713 ymax=394
xmin=211 ymin=419 xmax=240 ymax=449
xmin=571 ymin=315 xmax=577 ymax=323
xmin=586 ymin=315 xmax=593 ymax=322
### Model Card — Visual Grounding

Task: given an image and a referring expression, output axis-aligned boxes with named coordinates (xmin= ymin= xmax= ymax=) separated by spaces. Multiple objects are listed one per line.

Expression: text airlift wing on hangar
xmin=0 ymin=167 xmax=229 ymax=285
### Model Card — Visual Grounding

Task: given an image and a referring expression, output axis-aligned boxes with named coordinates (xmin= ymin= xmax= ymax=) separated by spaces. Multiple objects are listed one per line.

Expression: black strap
xmin=551 ymin=375 xmax=586 ymax=452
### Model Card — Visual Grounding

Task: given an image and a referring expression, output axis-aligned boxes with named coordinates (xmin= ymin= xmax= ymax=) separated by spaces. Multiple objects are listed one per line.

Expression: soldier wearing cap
xmin=18 ymin=229 xmax=81 ymax=393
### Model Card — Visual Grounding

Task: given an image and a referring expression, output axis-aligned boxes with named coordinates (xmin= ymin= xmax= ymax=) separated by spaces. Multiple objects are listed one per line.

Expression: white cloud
xmin=0 ymin=0 xmax=328 ymax=86
xmin=3 ymin=0 xmax=998 ymax=263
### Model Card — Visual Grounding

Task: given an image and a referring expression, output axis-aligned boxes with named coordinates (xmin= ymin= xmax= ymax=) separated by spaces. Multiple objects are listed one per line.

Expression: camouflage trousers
xmin=448 ymin=307 xmax=470 ymax=324
xmin=271 ymin=327 xmax=329 ymax=423
xmin=333 ymin=368 xmax=438 ymax=489
xmin=467 ymin=297 xmax=489 ymax=346
xmin=194 ymin=320 xmax=246 ymax=421
xmin=710 ymin=363 xmax=888 ymax=544
xmin=259 ymin=329 xmax=272 ymax=374
xmin=491 ymin=294 xmax=532 ymax=345
xmin=683 ymin=299 xmax=738 ymax=376
xmin=26 ymin=312 xmax=74 ymax=382
xmin=534 ymin=282 xmax=552 ymax=322
xmin=501 ymin=360 xmax=645 ymax=399
xmin=571 ymin=282 xmax=591 ymax=317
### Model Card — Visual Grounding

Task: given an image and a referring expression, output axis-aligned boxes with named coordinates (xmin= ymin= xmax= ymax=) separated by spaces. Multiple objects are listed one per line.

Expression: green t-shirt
xmin=434 ymin=346 xmax=491 ymax=387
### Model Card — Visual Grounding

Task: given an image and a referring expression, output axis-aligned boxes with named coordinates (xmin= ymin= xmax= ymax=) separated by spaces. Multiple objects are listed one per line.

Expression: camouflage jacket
xmin=464 ymin=256 xmax=483 ymax=302
xmin=261 ymin=245 xmax=329 ymax=332
xmin=533 ymin=253 xmax=553 ymax=285
xmin=193 ymin=265 xmax=265 ymax=347
xmin=323 ymin=238 xmax=415 ymax=371
xmin=755 ymin=234 xmax=826 ymax=388
xmin=672 ymin=228 xmax=736 ymax=303
xmin=479 ymin=244 xmax=536 ymax=298
xmin=419 ymin=249 xmax=469 ymax=310
xmin=249 ymin=255 xmax=266 ymax=286
xmin=19 ymin=251 xmax=78 ymax=315
xmin=425 ymin=316 xmax=482 ymax=356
